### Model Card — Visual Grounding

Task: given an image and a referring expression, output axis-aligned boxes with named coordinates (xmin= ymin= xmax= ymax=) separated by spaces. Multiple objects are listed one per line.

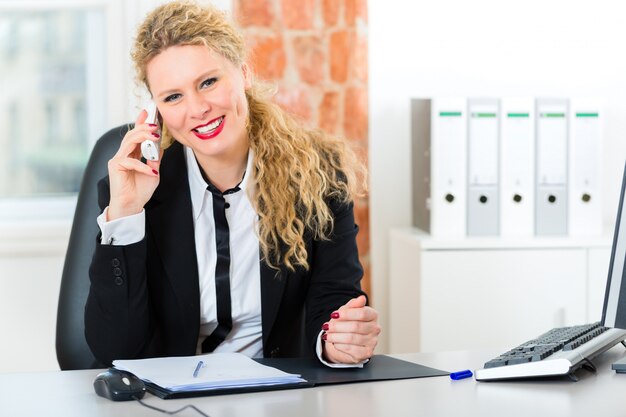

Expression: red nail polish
xmin=330 ymin=312 xmax=340 ymax=319
xmin=152 ymin=169 xmax=159 ymax=176
xmin=322 ymin=323 xmax=329 ymax=331
xmin=152 ymin=132 xmax=160 ymax=138
xmin=322 ymin=333 xmax=327 ymax=341
xmin=148 ymin=123 xmax=157 ymax=127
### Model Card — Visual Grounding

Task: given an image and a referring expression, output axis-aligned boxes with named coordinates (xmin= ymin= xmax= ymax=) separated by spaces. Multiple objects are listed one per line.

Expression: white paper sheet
xmin=113 ymin=352 xmax=305 ymax=392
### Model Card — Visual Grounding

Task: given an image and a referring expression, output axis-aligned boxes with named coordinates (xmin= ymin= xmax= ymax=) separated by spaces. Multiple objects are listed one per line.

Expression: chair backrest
xmin=55 ymin=124 xmax=129 ymax=370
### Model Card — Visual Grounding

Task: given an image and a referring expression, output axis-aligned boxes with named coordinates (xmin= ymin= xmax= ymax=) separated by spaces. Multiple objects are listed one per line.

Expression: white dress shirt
xmin=97 ymin=145 xmax=363 ymax=367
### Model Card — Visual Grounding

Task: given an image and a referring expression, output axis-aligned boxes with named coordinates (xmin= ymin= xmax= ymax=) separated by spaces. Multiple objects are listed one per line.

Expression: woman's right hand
xmin=106 ymin=110 xmax=162 ymax=221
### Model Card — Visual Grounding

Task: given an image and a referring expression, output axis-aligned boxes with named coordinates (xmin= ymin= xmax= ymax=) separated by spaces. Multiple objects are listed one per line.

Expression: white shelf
xmin=389 ymin=227 xmax=613 ymax=353
xmin=391 ymin=227 xmax=613 ymax=250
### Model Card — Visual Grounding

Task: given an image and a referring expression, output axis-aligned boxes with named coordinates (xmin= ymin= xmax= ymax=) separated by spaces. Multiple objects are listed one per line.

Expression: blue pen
xmin=193 ymin=360 xmax=204 ymax=378
xmin=450 ymin=369 xmax=473 ymax=380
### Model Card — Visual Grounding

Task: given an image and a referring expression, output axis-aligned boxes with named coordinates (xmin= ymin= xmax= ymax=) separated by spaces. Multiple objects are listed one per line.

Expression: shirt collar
xmin=185 ymin=146 xmax=254 ymax=221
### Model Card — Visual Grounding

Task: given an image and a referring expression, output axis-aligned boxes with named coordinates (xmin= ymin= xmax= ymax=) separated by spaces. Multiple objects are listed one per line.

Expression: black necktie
xmin=201 ymin=184 xmax=239 ymax=352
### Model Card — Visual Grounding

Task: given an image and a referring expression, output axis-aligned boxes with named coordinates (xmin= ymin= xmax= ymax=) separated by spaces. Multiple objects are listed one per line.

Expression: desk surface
xmin=3 ymin=347 xmax=626 ymax=417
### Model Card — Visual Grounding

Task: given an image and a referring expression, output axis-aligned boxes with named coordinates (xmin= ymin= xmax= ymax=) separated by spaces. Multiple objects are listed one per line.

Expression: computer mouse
xmin=93 ymin=368 xmax=146 ymax=401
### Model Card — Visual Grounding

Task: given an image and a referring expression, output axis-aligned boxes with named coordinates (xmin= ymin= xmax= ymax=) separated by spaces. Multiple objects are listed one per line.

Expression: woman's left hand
xmin=322 ymin=295 xmax=381 ymax=364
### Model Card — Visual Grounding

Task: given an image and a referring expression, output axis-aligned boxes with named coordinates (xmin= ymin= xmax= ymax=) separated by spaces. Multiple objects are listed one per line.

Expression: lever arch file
xmin=535 ymin=98 xmax=569 ymax=236
xmin=467 ymin=98 xmax=500 ymax=236
xmin=500 ymin=97 xmax=535 ymax=237
xmin=412 ymin=98 xmax=467 ymax=237
xmin=569 ymin=99 xmax=603 ymax=236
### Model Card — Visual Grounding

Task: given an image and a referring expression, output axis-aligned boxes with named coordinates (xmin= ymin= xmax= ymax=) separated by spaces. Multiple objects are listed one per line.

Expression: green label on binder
xmin=439 ymin=112 xmax=462 ymax=117
xmin=507 ymin=113 xmax=530 ymax=118
xmin=576 ymin=113 xmax=599 ymax=118
xmin=540 ymin=113 xmax=565 ymax=118
xmin=471 ymin=113 xmax=496 ymax=118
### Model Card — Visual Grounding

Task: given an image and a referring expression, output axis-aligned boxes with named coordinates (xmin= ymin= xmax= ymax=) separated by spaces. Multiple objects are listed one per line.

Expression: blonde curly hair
xmin=132 ymin=1 xmax=366 ymax=271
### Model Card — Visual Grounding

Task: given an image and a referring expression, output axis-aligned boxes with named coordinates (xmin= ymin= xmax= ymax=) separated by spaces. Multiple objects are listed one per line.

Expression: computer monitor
xmin=602 ymin=162 xmax=626 ymax=329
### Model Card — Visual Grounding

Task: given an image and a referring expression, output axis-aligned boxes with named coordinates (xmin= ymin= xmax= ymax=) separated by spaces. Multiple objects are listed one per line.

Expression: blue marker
xmin=450 ymin=369 xmax=473 ymax=380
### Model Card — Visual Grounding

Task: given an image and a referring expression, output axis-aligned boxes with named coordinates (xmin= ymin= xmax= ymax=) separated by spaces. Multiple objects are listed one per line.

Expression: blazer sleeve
xmin=304 ymin=198 xmax=367 ymax=352
xmin=84 ymin=177 xmax=155 ymax=366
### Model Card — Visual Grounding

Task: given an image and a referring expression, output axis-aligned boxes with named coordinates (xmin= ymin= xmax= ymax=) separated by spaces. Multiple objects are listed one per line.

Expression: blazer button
xmin=270 ymin=348 xmax=280 ymax=358
xmin=114 ymin=277 xmax=124 ymax=286
xmin=112 ymin=258 xmax=120 ymax=267
xmin=113 ymin=267 xmax=122 ymax=277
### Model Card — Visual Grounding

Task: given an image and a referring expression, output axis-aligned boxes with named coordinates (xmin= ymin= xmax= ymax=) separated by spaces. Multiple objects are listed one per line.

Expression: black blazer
xmin=84 ymin=141 xmax=365 ymax=366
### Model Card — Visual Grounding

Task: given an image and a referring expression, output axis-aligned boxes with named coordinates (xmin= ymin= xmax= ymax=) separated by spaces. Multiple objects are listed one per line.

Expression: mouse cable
xmin=132 ymin=395 xmax=210 ymax=417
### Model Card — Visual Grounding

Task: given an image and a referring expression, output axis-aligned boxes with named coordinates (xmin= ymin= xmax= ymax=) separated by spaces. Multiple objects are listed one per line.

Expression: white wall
xmin=0 ymin=226 xmax=68 ymax=373
xmin=369 ymin=0 xmax=626 ymax=353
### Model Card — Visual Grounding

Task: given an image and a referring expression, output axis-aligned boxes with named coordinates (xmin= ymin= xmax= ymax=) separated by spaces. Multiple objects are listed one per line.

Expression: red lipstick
xmin=192 ymin=116 xmax=225 ymax=140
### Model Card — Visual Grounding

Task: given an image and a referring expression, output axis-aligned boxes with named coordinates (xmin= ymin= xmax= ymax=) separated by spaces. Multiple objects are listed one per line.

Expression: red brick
xmin=234 ymin=0 xmax=275 ymax=28
xmin=292 ymin=35 xmax=325 ymax=85
xmin=353 ymin=34 xmax=368 ymax=82
xmin=274 ymin=85 xmax=313 ymax=122
xmin=322 ymin=0 xmax=340 ymax=27
xmin=329 ymin=30 xmax=354 ymax=83
xmin=344 ymin=87 xmax=368 ymax=142
xmin=280 ymin=0 xmax=315 ymax=30
xmin=318 ymin=91 xmax=341 ymax=134
xmin=345 ymin=0 xmax=368 ymax=26
xmin=356 ymin=0 xmax=368 ymax=22
xmin=247 ymin=35 xmax=287 ymax=80
xmin=345 ymin=0 xmax=357 ymax=26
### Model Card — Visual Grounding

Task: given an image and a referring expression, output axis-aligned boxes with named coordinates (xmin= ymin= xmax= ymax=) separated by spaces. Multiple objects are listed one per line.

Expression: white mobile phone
xmin=141 ymin=102 xmax=161 ymax=161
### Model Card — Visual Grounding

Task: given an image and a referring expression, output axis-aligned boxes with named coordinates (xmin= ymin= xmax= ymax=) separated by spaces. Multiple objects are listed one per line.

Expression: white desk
xmin=3 ymin=347 xmax=626 ymax=417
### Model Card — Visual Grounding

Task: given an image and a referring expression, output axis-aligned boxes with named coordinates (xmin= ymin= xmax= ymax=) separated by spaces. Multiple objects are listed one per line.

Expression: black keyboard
xmin=475 ymin=322 xmax=626 ymax=381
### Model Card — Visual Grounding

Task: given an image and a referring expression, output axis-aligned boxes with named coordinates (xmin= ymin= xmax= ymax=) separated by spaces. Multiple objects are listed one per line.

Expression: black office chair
xmin=55 ymin=124 xmax=130 ymax=370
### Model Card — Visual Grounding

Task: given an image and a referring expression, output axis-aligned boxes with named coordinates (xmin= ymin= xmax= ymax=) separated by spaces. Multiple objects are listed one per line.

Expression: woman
xmin=85 ymin=0 xmax=380 ymax=367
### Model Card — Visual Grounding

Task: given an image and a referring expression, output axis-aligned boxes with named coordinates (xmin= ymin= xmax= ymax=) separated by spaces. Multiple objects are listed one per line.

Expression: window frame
xmin=0 ymin=0 xmax=128 ymax=227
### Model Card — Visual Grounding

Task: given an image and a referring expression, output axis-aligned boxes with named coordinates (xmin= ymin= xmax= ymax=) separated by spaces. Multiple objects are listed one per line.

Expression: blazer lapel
xmin=146 ymin=142 xmax=201 ymax=343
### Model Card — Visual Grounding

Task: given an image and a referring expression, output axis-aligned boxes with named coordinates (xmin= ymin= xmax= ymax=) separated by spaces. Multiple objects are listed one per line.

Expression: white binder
xmin=535 ymin=98 xmax=569 ymax=236
xmin=412 ymin=98 xmax=467 ymax=237
xmin=467 ymin=98 xmax=499 ymax=236
xmin=499 ymin=98 xmax=535 ymax=237
xmin=568 ymin=99 xmax=603 ymax=236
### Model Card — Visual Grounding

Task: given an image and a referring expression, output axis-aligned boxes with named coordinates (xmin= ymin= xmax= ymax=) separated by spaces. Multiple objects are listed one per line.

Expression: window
xmin=0 ymin=0 xmax=231 ymax=223
xmin=0 ymin=2 xmax=107 ymax=221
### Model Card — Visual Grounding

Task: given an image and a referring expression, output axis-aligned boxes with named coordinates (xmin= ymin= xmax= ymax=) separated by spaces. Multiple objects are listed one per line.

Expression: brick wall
xmin=233 ymin=0 xmax=371 ymax=297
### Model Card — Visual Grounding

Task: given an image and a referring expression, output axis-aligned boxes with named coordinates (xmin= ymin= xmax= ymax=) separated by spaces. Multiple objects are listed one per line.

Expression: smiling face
xmin=146 ymin=44 xmax=251 ymax=168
